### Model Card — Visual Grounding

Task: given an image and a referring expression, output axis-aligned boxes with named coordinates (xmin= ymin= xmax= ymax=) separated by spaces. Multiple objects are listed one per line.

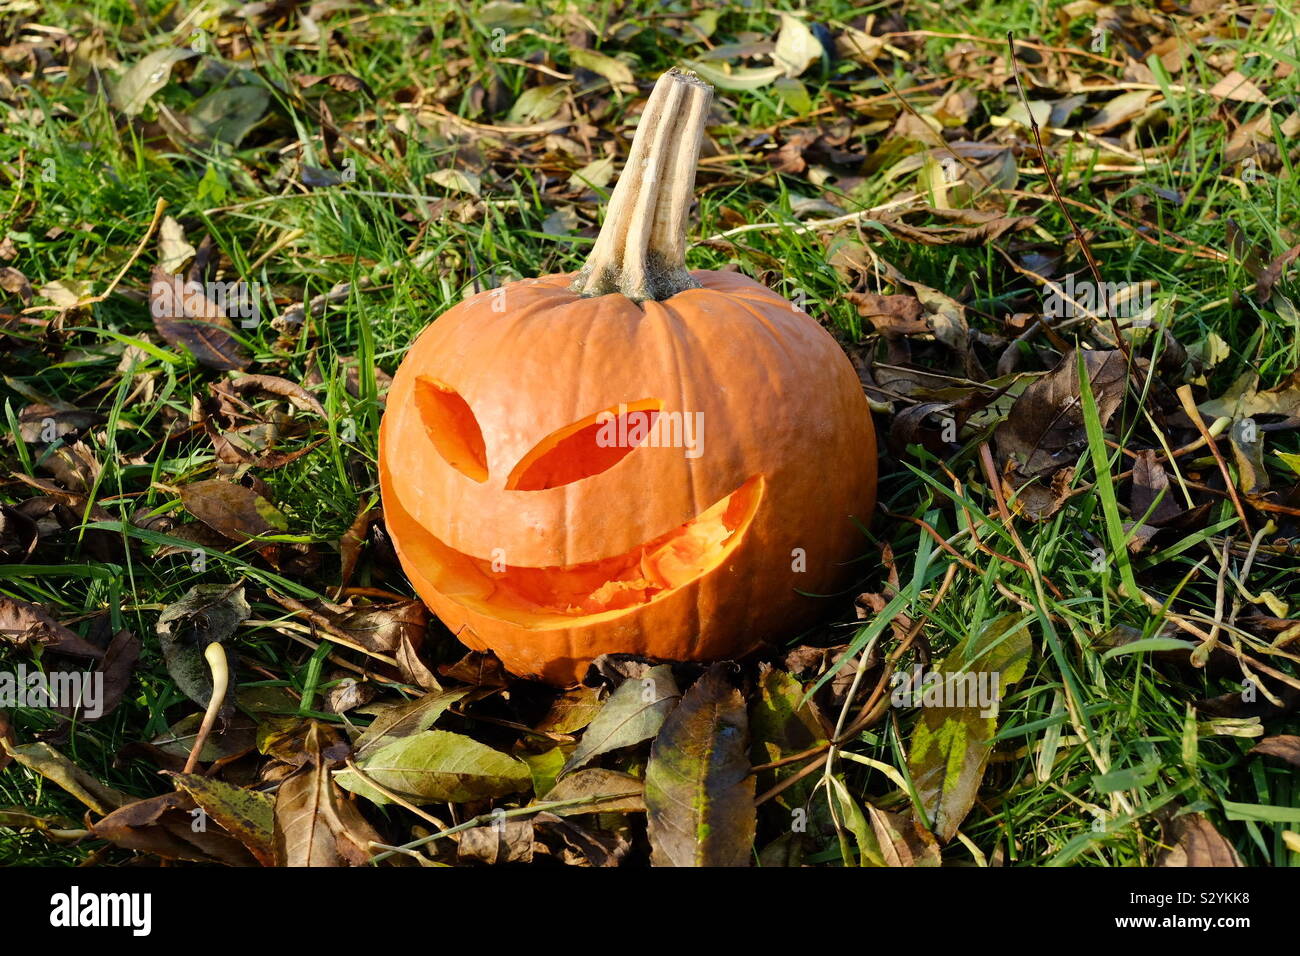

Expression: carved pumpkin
xmin=379 ymin=68 xmax=876 ymax=684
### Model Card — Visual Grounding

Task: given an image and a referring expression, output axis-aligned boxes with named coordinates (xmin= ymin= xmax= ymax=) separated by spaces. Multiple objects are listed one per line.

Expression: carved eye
xmin=507 ymin=399 xmax=663 ymax=491
xmin=415 ymin=377 xmax=488 ymax=482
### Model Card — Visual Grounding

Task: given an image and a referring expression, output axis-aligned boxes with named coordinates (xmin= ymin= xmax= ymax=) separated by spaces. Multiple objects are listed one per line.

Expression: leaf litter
xmin=0 ymin=1 xmax=1297 ymax=869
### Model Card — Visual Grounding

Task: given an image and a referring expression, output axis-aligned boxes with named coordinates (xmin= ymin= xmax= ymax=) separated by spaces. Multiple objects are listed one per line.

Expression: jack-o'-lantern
xmin=379 ymin=68 xmax=876 ymax=684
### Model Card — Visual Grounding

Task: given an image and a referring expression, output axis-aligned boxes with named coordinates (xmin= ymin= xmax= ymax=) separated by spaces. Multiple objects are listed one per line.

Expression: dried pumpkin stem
xmin=570 ymin=68 xmax=713 ymax=302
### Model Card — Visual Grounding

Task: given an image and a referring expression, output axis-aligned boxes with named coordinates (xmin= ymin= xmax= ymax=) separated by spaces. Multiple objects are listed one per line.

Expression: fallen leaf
xmin=645 ymin=666 xmax=755 ymax=867
xmin=684 ymin=60 xmax=783 ymax=92
xmin=353 ymin=687 xmax=471 ymax=758
xmin=92 ymin=791 xmax=258 ymax=865
xmin=535 ymin=685 xmax=604 ymax=735
xmin=41 ymin=439 xmax=101 ymax=493
xmin=338 ymin=505 xmax=380 ymax=591
xmin=168 ymin=772 xmax=276 ymax=866
xmin=1157 ymin=812 xmax=1243 ymax=866
xmin=569 ymin=156 xmax=615 ymax=190
xmin=267 ymin=592 xmax=426 ymax=656
xmin=1130 ymin=449 xmax=1184 ymax=526
xmin=749 ymin=664 xmax=828 ymax=811
xmin=0 ymin=596 xmax=103 ymax=658
xmin=113 ymin=48 xmax=198 ymax=116
xmin=875 ymin=210 xmax=1036 ymax=246
xmin=88 ymin=629 xmax=140 ymax=720
xmin=1256 ymin=243 xmax=1300 ymax=301
xmin=325 ymin=676 xmax=376 ymax=714
xmin=189 ymin=85 xmax=271 ymax=147
xmin=155 ymin=583 xmax=249 ymax=710
xmin=825 ymin=775 xmax=886 ymax=866
xmin=773 ymin=13 xmax=824 ymax=78
xmin=0 ymin=266 xmax=33 ymax=302
xmin=396 ymin=634 xmax=439 ymax=690
xmin=1199 ymin=370 xmax=1300 ymax=428
xmin=1 ymin=739 xmax=131 ymax=815
xmin=1084 ymin=89 xmax=1155 ymax=132
xmin=227 ymin=373 xmax=327 ymax=418
xmin=560 ymin=663 xmax=679 ymax=775
xmin=274 ymin=722 xmax=382 ymax=866
xmin=259 ymin=716 xmax=350 ymax=769
xmin=15 ymin=403 xmax=105 ymax=443
xmin=296 ymin=73 xmax=375 ymax=97
xmin=0 ymin=505 xmax=37 ymax=560
xmin=458 ymin=819 xmax=535 ymax=865
xmin=994 ymin=348 xmax=1127 ymax=516
xmin=867 ymin=805 xmax=942 ymax=866
xmin=534 ymin=812 xmax=630 ymax=866
xmin=569 ymin=48 xmax=635 ymax=88
xmin=1209 ymin=70 xmax=1268 ymax=104
xmin=538 ymin=768 xmax=645 ymax=815
xmin=158 ymin=216 xmax=196 ymax=273
xmin=846 ymin=292 xmax=928 ymax=335
xmin=523 ymin=746 xmax=567 ymax=799
xmin=336 ymin=729 xmax=531 ymax=805
xmin=39 ymin=279 xmax=94 ymax=309
xmin=477 ymin=0 xmax=538 ymax=28
xmin=144 ymin=711 xmax=259 ymax=768
xmin=1250 ymin=735 xmax=1300 ymax=767
xmin=507 ymin=84 xmax=568 ymax=124
xmin=907 ymin=615 xmax=1033 ymax=841
xmin=180 ymin=479 xmax=288 ymax=541
xmin=429 ymin=168 xmax=481 ymax=197
xmin=149 ymin=266 xmax=252 ymax=370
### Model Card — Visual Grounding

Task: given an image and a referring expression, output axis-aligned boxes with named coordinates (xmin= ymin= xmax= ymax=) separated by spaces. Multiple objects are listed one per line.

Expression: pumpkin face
xmin=379 ymin=69 xmax=877 ymax=684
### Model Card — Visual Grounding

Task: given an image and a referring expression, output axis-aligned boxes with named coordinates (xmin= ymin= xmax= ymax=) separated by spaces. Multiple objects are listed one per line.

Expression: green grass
xmin=1 ymin=0 xmax=1298 ymax=866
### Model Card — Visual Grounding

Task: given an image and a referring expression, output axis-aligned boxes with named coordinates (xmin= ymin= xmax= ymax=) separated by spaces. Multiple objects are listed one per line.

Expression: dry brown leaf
xmin=179 ymin=479 xmax=289 ymax=541
xmin=867 ymin=805 xmax=942 ymax=867
xmin=846 ymin=292 xmax=928 ymax=335
xmin=149 ymin=266 xmax=252 ymax=370
xmin=1130 ymin=449 xmax=1184 ymax=526
xmin=995 ymin=348 xmax=1127 ymax=478
xmin=273 ymin=723 xmax=381 ymax=866
xmin=1250 ymin=734 xmax=1300 ymax=767
xmin=92 ymin=792 xmax=258 ymax=865
xmin=0 ymin=595 xmax=104 ymax=659
xmin=1209 ymin=70 xmax=1268 ymax=103
xmin=1157 ymin=812 xmax=1243 ymax=867
xmin=457 ymin=819 xmax=535 ymax=865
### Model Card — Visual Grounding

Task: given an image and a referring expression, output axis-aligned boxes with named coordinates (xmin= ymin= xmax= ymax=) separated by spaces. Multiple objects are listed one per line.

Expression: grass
xmin=1 ymin=0 xmax=1298 ymax=866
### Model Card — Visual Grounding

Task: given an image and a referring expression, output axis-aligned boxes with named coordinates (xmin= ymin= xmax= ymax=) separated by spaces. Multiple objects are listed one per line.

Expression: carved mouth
xmin=384 ymin=475 xmax=764 ymax=626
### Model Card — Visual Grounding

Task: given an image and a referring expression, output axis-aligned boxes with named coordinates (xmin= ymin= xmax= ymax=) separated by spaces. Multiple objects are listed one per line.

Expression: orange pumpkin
xmin=379 ymin=68 xmax=876 ymax=684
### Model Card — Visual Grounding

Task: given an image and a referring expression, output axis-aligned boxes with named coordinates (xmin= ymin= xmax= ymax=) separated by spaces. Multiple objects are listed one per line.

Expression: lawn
xmin=1 ymin=0 xmax=1298 ymax=867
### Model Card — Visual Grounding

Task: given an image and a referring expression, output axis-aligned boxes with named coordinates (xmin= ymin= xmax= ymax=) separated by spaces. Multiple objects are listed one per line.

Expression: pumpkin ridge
xmin=662 ymin=298 xmax=705 ymax=643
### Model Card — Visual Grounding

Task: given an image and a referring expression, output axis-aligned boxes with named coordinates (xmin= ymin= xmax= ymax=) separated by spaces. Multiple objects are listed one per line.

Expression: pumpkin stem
xmin=570 ymin=68 xmax=713 ymax=303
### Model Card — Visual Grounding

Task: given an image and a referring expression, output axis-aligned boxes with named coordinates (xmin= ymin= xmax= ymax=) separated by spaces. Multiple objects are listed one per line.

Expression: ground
xmin=0 ymin=0 xmax=1298 ymax=867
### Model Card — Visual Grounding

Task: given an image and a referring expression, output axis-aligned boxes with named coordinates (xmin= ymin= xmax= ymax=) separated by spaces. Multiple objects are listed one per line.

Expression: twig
xmin=1005 ymin=33 xmax=1131 ymax=366
xmin=344 ymin=757 xmax=447 ymax=829
xmin=22 ymin=198 xmax=168 ymax=315
xmin=1175 ymin=385 xmax=1251 ymax=535
xmin=368 ymin=793 xmax=638 ymax=864
xmin=701 ymin=197 xmax=919 ymax=244
xmin=755 ymin=564 xmax=957 ymax=808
